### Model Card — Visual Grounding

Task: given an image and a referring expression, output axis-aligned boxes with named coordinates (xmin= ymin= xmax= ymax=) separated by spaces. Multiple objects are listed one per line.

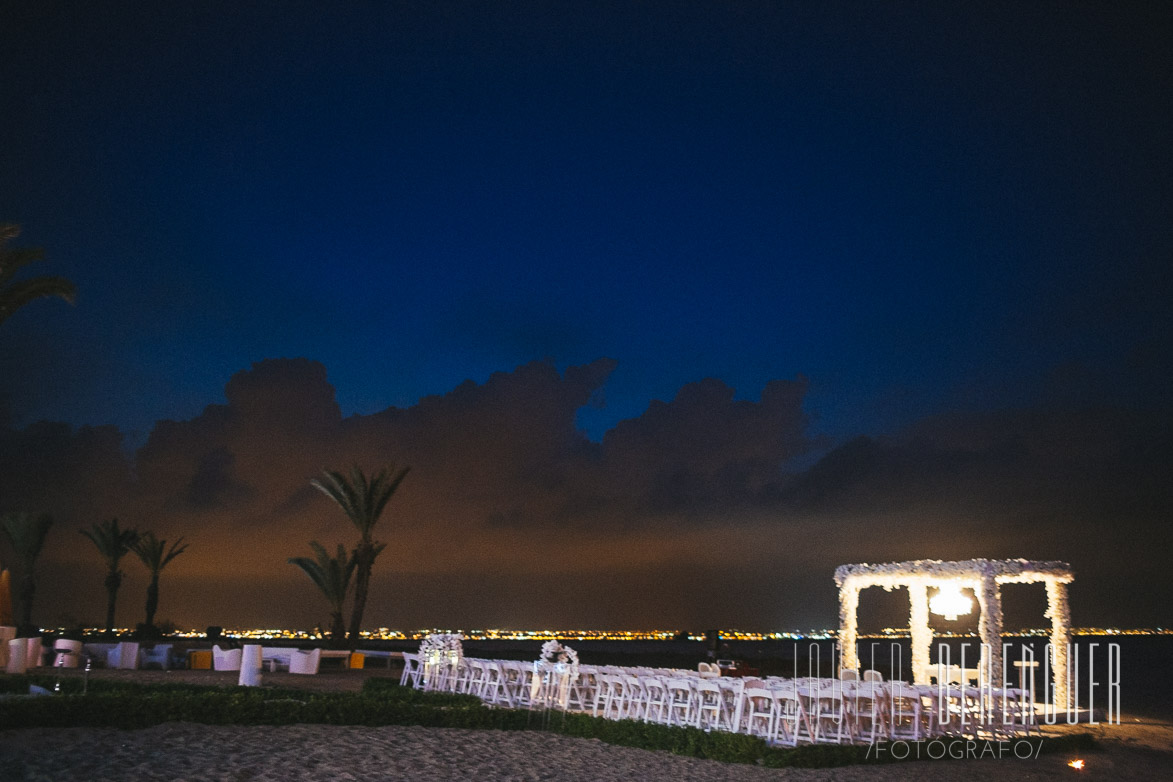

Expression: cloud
xmin=1 ymin=357 xmax=1169 ymax=631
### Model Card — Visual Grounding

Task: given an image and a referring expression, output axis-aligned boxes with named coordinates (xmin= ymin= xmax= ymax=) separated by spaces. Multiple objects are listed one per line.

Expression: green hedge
xmin=0 ymin=675 xmax=1096 ymax=768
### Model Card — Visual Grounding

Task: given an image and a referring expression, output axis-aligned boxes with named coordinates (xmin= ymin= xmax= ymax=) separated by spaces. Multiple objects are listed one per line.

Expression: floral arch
xmin=835 ymin=558 xmax=1074 ymax=705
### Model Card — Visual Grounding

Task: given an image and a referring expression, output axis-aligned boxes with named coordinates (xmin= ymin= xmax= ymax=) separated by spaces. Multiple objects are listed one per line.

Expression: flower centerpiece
xmin=533 ymin=640 xmax=580 ymax=709
xmin=419 ymin=633 xmax=464 ymax=690
xmin=538 ymin=640 xmax=579 ymax=671
xmin=419 ymin=633 xmax=464 ymax=665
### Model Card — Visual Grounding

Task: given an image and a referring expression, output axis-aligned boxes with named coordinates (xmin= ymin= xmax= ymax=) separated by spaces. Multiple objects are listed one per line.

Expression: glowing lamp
xmin=929 ymin=583 xmax=973 ymax=621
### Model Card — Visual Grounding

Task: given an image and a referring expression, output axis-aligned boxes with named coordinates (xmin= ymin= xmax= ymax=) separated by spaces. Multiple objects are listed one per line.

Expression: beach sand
xmin=2 ymin=668 xmax=1170 ymax=781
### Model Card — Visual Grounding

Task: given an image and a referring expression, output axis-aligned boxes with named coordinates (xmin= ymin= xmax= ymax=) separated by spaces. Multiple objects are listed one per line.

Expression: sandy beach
xmin=2 ymin=669 xmax=1170 ymax=782
xmin=3 ymin=720 xmax=1172 ymax=782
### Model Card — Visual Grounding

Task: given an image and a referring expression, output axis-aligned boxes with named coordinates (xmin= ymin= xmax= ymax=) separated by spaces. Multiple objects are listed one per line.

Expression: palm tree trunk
xmin=348 ymin=567 xmax=369 ymax=650
xmin=104 ymin=569 xmax=122 ymax=634
xmin=347 ymin=544 xmax=374 ymax=650
xmin=144 ymin=574 xmax=160 ymax=629
xmin=18 ymin=571 xmax=36 ymax=635
xmin=329 ymin=610 xmax=346 ymax=648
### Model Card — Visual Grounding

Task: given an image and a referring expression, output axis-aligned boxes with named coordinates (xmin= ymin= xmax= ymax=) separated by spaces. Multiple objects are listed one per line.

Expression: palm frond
xmin=81 ymin=519 xmax=139 ymax=566
xmin=0 ymin=512 xmax=53 ymax=567
xmin=369 ymin=466 xmax=411 ymax=523
xmin=0 ymin=246 xmax=46 ymax=288
xmin=312 ymin=464 xmax=409 ymax=539
xmin=0 ymin=223 xmax=76 ymax=325
xmin=131 ymin=531 xmax=188 ymax=575
xmin=288 ymin=541 xmax=355 ymax=610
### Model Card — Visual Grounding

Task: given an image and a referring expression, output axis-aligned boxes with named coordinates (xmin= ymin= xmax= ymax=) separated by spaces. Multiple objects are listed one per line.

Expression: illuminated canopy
xmin=835 ymin=558 xmax=1074 ymax=705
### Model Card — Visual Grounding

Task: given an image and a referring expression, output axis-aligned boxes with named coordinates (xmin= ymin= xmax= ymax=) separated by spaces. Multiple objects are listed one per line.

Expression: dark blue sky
xmin=1 ymin=3 xmax=1171 ymax=629
xmin=4 ymin=1 xmax=1167 ymax=444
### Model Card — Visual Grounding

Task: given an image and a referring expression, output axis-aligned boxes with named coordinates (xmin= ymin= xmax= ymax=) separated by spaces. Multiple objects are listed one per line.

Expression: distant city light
xmin=43 ymin=625 xmax=1170 ymax=640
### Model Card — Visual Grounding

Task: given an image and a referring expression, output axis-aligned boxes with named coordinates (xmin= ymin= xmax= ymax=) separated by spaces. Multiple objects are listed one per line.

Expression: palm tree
xmin=80 ymin=519 xmax=139 ymax=634
xmin=131 ymin=532 xmax=188 ymax=633
xmin=0 ymin=223 xmax=76 ymax=326
xmin=288 ymin=542 xmax=360 ymax=648
xmin=311 ymin=465 xmax=409 ymax=647
xmin=0 ymin=512 xmax=53 ymax=636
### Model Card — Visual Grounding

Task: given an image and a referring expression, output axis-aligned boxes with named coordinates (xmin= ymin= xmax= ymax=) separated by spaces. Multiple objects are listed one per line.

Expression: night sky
xmin=1 ymin=2 xmax=1170 ymax=632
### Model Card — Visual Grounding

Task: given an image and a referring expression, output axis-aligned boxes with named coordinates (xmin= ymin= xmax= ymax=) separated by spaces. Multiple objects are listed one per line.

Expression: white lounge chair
xmin=140 ymin=643 xmax=173 ymax=670
xmin=289 ymin=648 xmax=321 ymax=675
xmin=81 ymin=642 xmax=116 ymax=666
xmin=107 ymin=641 xmax=140 ymax=669
xmin=212 ymin=644 xmax=243 ymax=671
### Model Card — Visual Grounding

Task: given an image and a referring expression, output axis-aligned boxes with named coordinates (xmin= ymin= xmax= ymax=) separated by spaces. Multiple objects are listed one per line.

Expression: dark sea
xmin=368 ymin=635 xmax=1173 ymax=719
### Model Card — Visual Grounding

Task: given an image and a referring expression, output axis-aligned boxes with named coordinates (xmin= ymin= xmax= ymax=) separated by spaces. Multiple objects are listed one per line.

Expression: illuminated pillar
xmin=909 ymin=580 xmax=932 ymax=684
xmin=977 ymin=573 xmax=1003 ymax=687
xmin=1045 ymin=578 xmax=1071 ymax=710
xmin=838 ymin=579 xmax=860 ymax=674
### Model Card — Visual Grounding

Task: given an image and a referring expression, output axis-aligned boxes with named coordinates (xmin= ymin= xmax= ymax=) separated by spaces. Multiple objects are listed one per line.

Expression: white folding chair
xmin=743 ymin=687 xmax=776 ymax=740
xmin=992 ymin=687 xmax=1038 ymax=738
xmin=809 ymin=680 xmax=849 ymax=744
xmin=599 ymin=674 xmax=627 ymax=720
xmin=641 ymin=677 xmax=671 ymax=724
xmin=506 ymin=662 xmax=536 ymax=709
xmin=847 ymin=681 xmax=887 ymax=744
xmin=888 ymin=682 xmax=926 ymax=741
xmin=456 ymin=658 xmax=482 ymax=695
xmin=479 ymin=661 xmax=510 ymax=706
xmin=665 ymin=678 xmax=697 ymax=727
xmin=566 ymin=666 xmax=596 ymax=712
xmin=400 ymin=652 xmax=423 ymax=688
xmin=772 ymin=687 xmax=813 ymax=746
xmin=694 ymin=679 xmax=731 ymax=731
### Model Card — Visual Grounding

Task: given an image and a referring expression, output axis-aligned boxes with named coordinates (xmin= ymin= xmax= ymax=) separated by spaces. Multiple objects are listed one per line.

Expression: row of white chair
xmin=400 ymin=653 xmax=1039 ymax=745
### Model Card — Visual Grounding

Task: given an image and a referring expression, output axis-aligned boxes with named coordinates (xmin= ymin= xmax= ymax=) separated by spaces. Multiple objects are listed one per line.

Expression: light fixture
xmin=929 ymin=583 xmax=973 ymax=621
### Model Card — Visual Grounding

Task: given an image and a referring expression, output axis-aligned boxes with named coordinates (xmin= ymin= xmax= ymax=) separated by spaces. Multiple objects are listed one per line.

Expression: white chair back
xmin=5 ymin=638 xmax=27 ymax=674
xmin=289 ymin=647 xmax=321 ymax=674
xmin=212 ymin=644 xmax=243 ymax=671
xmin=25 ymin=637 xmax=43 ymax=668
xmin=103 ymin=641 xmax=140 ymax=669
